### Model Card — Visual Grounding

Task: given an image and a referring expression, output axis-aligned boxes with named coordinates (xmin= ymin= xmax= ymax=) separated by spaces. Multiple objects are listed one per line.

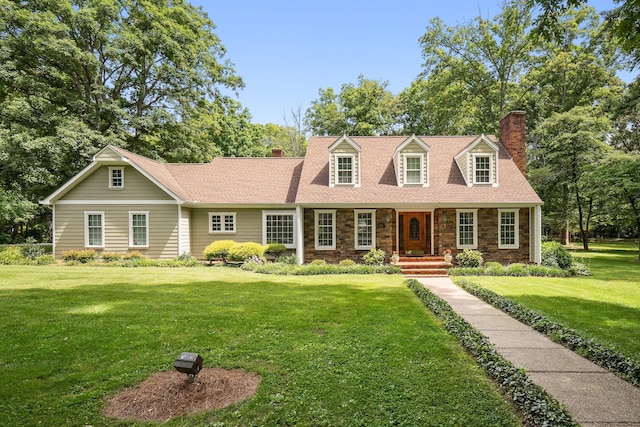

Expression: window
xmin=85 ymin=212 xmax=104 ymax=247
xmin=209 ymin=212 xmax=236 ymax=234
xmin=499 ymin=209 xmax=519 ymax=249
xmin=404 ymin=155 xmax=423 ymax=184
xmin=263 ymin=211 xmax=296 ymax=248
xmin=456 ymin=209 xmax=477 ymax=249
xmin=335 ymin=155 xmax=354 ymax=185
xmin=355 ymin=209 xmax=376 ymax=250
xmin=129 ymin=212 xmax=149 ymax=247
xmin=473 ymin=155 xmax=491 ymax=184
xmin=315 ymin=210 xmax=336 ymax=250
xmin=109 ymin=167 xmax=124 ymax=189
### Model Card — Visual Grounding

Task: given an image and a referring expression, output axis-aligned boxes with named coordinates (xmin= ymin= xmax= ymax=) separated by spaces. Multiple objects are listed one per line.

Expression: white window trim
xmin=456 ymin=209 xmax=478 ymax=250
xmin=314 ymin=209 xmax=336 ymax=250
xmin=129 ymin=211 xmax=149 ymax=248
xmin=498 ymin=209 xmax=520 ymax=249
xmin=472 ymin=153 xmax=493 ymax=185
xmin=354 ymin=209 xmax=376 ymax=250
xmin=334 ymin=154 xmax=355 ymax=186
xmin=108 ymin=167 xmax=124 ymax=190
xmin=84 ymin=211 xmax=105 ymax=248
xmin=208 ymin=212 xmax=236 ymax=234
xmin=403 ymin=153 xmax=425 ymax=185
xmin=262 ymin=210 xmax=297 ymax=249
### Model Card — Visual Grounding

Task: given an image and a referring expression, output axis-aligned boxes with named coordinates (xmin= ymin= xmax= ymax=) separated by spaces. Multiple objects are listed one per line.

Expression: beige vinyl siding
xmin=54 ymin=204 xmax=179 ymax=259
xmin=180 ymin=207 xmax=191 ymax=255
xmin=329 ymin=142 xmax=359 ymax=186
xmin=191 ymin=208 xmax=263 ymax=258
xmin=62 ymin=166 xmax=174 ymax=201
xmin=94 ymin=150 xmax=123 ymax=161
xmin=396 ymin=141 xmax=428 ymax=186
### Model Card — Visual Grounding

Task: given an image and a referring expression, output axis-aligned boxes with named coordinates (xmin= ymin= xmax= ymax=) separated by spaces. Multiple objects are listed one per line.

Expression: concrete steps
xmin=393 ymin=255 xmax=452 ymax=275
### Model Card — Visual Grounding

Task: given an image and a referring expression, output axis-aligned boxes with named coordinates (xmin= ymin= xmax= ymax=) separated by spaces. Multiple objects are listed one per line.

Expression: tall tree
xmin=305 ymin=75 xmax=399 ymax=136
xmin=532 ymin=106 xmax=612 ymax=250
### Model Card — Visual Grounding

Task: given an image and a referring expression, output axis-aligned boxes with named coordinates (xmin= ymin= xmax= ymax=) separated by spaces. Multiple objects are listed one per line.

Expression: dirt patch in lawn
xmin=103 ymin=368 xmax=261 ymax=422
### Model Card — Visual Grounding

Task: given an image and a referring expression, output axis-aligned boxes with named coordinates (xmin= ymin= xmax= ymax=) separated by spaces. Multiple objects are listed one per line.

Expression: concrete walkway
xmin=416 ymin=276 xmax=640 ymax=427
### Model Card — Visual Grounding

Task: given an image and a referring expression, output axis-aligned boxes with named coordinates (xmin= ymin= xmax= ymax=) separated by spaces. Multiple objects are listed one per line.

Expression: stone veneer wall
xmin=435 ymin=208 xmax=531 ymax=264
xmin=303 ymin=208 xmax=396 ymax=264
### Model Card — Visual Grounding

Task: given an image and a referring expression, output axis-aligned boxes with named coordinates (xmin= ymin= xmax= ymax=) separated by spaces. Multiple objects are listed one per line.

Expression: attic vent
xmin=271 ymin=148 xmax=284 ymax=158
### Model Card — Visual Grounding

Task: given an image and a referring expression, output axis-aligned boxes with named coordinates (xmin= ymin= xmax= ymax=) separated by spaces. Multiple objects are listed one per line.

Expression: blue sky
xmin=198 ymin=0 xmax=628 ymax=125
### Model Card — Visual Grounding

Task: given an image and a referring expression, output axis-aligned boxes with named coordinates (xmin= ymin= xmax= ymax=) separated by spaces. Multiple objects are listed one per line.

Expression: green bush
xmin=62 ymin=249 xmax=97 ymax=264
xmin=455 ymin=249 xmax=484 ymax=268
xmin=203 ymin=240 xmax=236 ymax=260
xmin=484 ymin=262 xmax=505 ymax=276
xmin=34 ymin=254 xmax=56 ymax=265
xmin=0 ymin=247 xmax=29 ymax=265
xmin=101 ymin=252 xmax=122 ymax=263
xmin=339 ymin=259 xmax=356 ymax=266
xmin=362 ymin=248 xmax=386 ymax=266
xmin=264 ymin=243 xmax=287 ymax=256
xmin=309 ymin=259 xmax=326 ymax=266
xmin=227 ymin=242 xmax=265 ymax=262
xmin=568 ymin=261 xmax=591 ymax=276
xmin=448 ymin=267 xmax=485 ymax=276
xmin=505 ymin=263 xmax=528 ymax=276
xmin=541 ymin=241 xmax=573 ymax=269
xmin=277 ymin=254 xmax=297 ymax=265
xmin=20 ymin=237 xmax=45 ymax=260
xmin=123 ymin=251 xmax=145 ymax=260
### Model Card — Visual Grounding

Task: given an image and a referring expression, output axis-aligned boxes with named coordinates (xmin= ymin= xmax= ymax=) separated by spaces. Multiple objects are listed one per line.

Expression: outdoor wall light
xmin=173 ymin=352 xmax=203 ymax=383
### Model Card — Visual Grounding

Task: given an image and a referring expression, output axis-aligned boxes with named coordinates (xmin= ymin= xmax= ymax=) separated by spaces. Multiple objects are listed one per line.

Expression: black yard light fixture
xmin=173 ymin=352 xmax=203 ymax=383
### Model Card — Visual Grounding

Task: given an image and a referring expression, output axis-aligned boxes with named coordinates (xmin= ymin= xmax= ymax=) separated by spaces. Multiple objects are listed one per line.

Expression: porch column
xmin=531 ymin=205 xmax=542 ymax=264
xmin=296 ymin=205 xmax=304 ymax=265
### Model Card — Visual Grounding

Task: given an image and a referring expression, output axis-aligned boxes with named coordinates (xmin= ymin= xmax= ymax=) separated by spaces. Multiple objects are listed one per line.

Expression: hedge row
xmin=241 ymin=261 xmax=401 ymax=275
xmin=406 ymin=279 xmax=578 ymax=427
xmin=458 ymin=280 xmax=640 ymax=387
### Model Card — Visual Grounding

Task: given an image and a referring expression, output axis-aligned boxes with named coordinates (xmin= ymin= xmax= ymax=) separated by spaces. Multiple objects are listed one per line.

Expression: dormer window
xmin=335 ymin=154 xmax=354 ymax=185
xmin=404 ymin=154 xmax=424 ymax=184
xmin=473 ymin=155 xmax=491 ymax=184
xmin=109 ymin=167 xmax=124 ymax=189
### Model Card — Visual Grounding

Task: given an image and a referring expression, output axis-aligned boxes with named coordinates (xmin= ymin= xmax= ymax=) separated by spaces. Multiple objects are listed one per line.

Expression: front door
xmin=400 ymin=212 xmax=431 ymax=254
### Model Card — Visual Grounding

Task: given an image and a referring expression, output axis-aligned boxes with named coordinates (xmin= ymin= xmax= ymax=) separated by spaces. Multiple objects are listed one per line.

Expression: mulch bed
xmin=102 ymin=368 xmax=261 ymax=422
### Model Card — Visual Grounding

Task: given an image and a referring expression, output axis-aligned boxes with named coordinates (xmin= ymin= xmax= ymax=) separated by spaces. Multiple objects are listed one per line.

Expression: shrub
xmin=277 ymin=253 xmax=297 ymax=265
xmin=171 ymin=253 xmax=201 ymax=267
xmin=568 ymin=261 xmax=591 ymax=276
xmin=309 ymin=259 xmax=326 ymax=266
xmin=448 ymin=267 xmax=485 ymax=276
xmin=527 ymin=265 xmax=565 ymax=277
xmin=101 ymin=252 xmax=122 ymax=263
xmin=20 ymin=237 xmax=45 ymax=260
xmin=505 ymin=263 xmax=528 ymax=276
xmin=455 ymin=249 xmax=484 ymax=268
xmin=34 ymin=254 xmax=56 ymax=265
xmin=123 ymin=251 xmax=145 ymax=260
xmin=227 ymin=242 xmax=265 ymax=262
xmin=0 ymin=247 xmax=29 ymax=265
xmin=62 ymin=249 xmax=97 ymax=264
xmin=339 ymin=259 xmax=356 ymax=266
xmin=203 ymin=240 xmax=236 ymax=260
xmin=484 ymin=262 xmax=505 ymax=276
xmin=541 ymin=241 xmax=573 ymax=270
xmin=362 ymin=248 xmax=386 ymax=266
xmin=264 ymin=243 xmax=287 ymax=256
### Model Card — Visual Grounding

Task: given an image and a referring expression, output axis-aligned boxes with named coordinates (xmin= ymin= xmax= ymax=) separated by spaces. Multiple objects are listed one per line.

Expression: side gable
xmin=328 ymin=135 xmax=361 ymax=187
xmin=393 ymin=135 xmax=430 ymax=187
xmin=454 ymin=134 xmax=500 ymax=187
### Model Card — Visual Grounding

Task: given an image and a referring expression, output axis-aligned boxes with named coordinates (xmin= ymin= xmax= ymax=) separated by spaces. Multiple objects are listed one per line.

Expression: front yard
xmin=0 ymin=266 xmax=520 ymax=426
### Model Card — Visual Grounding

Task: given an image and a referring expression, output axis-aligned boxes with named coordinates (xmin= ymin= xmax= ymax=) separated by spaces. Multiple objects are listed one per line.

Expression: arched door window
xmin=409 ymin=217 xmax=420 ymax=240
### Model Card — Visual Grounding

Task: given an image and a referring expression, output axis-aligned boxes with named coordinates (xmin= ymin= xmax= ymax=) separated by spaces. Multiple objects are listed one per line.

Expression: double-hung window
xmin=109 ymin=167 xmax=124 ymax=189
xmin=129 ymin=212 xmax=149 ymax=247
xmin=85 ymin=212 xmax=104 ymax=248
xmin=456 ymin=209 xmax=477 ymax=249
xmin=473 ymin=155 xmax=491 ymax=184
xmin=355 ymin=209 xmax=376 ymax=250
xmin=314 ymin=210 xmax=336 ymax=250
xmin=335 ymin=155 xmax=354 ymax=185
xmin=263 ymin=211 xmax=296 ymax=248
xmin=209 ymin=212 xmax=236 ymax=234
xmin=498 ymin=209 xmax=519 ymax=249
xmin=404 ymin=155 xmax=423 ymax=184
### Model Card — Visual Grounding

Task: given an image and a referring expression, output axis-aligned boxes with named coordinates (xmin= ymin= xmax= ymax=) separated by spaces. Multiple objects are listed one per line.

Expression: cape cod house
xmin=42 ymin=111 xmax=543 ymax=264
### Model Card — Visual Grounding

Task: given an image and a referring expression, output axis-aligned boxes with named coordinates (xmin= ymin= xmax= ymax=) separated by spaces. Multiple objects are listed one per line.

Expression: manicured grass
xmin=0 ymin=266 xmax=520 ymax=426
xmin=455 ymin=241 xmax=640 ymax=364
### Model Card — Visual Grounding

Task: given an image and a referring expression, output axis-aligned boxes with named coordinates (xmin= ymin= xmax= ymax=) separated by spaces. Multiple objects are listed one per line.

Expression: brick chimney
xmin=499 ymin=111 xmax=526 ymax=176
xmin=271 ymin=148 xmax=284 ymax=158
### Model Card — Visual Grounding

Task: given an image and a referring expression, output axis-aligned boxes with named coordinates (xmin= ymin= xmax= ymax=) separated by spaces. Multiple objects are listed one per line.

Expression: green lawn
xmin=456 ymin=241 xmax=640 ymax=364
xmin=0 ymin=266 xmax=520 ymax=426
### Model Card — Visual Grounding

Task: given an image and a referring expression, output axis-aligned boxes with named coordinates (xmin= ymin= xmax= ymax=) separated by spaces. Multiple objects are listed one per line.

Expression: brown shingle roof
xmin=294 ymin=136 xmax=542 ymax=206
